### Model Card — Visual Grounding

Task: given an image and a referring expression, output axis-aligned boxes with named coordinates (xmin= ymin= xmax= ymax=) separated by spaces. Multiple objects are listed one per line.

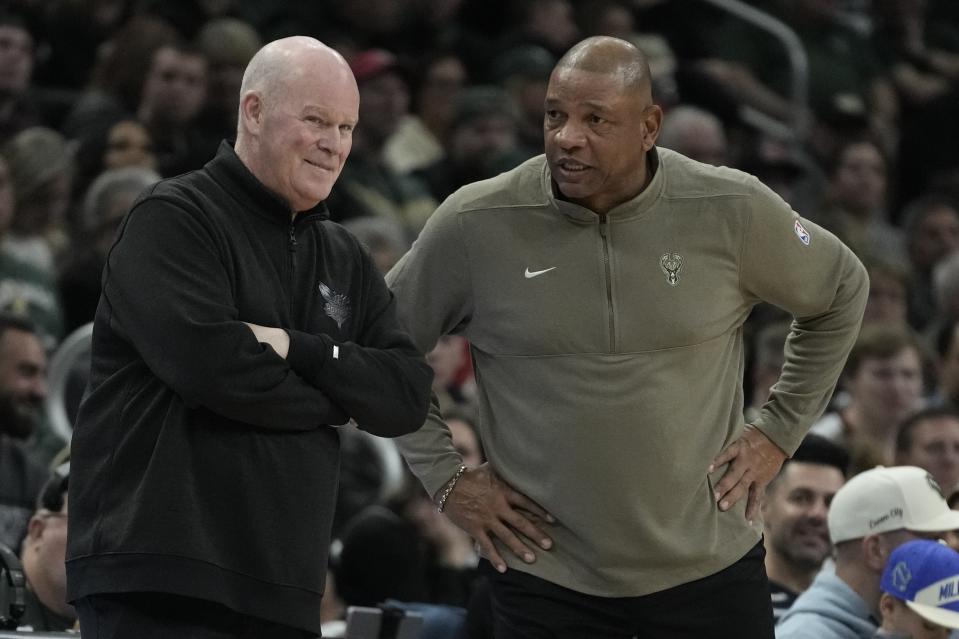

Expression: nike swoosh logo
xmin=525 ymin=267 xmax=557 ymax=279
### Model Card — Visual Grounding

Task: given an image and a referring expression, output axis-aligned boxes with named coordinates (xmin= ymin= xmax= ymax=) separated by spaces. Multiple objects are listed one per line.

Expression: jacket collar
xmin=205 ymin=140 xmax=330 ymax=225
xmin=542 ymin=147 xmax=665 ymax=223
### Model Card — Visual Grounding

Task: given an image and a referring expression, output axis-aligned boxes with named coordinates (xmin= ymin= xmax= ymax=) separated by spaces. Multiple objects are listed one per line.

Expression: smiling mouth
xmin=557 ymin=159 xmax=590 ymax=173
xmin=305 ymin=159 xmax=333 ymax=171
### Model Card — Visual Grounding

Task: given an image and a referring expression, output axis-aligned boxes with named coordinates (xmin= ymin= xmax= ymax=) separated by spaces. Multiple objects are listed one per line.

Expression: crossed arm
xmin=107 ymin=198 xmax=431 ymax=435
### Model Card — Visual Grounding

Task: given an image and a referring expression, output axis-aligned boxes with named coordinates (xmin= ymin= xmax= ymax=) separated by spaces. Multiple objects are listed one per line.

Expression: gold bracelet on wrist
xmin=436 ymin=464 xmax=468 ymax=513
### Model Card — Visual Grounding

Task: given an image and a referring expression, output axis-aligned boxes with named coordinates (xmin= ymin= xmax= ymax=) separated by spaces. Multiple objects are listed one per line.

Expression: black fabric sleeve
xmin=103 ymin=197 xmax=349 ymax=430
xmin=286 ymin=253 xmax=433 ymax=438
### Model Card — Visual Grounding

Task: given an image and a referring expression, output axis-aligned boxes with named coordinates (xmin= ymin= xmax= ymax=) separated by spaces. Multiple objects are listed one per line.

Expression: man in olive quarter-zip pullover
xmin=66 ymin=37 xmax=432 ymax=639
xmin=386 ymin=36 xmax=867 ymax=638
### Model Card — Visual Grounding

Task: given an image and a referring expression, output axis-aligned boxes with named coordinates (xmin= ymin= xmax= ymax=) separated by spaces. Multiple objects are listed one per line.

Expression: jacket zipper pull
xmin=289 ymin=224 xmax=297 ymax=252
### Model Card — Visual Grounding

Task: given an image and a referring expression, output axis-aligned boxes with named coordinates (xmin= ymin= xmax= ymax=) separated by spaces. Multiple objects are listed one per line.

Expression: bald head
xmin=554 ymin=36 xmax=652 ymax=99
xmin=240 ymin=36 xmax=354 ymax=115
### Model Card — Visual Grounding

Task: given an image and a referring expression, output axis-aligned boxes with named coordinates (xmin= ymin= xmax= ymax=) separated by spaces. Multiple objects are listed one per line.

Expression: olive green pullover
xmin=386 ymin=148 xmax=868 ymax=596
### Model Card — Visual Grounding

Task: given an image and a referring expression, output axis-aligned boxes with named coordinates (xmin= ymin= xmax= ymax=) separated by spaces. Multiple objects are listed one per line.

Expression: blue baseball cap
xmin=880 ymin=539 xmax=959 ymax=629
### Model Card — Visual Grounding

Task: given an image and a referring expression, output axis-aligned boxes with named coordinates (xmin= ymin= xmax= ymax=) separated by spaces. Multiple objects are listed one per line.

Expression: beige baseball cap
xmin=827 ymin=466 xmax=959 ymax=544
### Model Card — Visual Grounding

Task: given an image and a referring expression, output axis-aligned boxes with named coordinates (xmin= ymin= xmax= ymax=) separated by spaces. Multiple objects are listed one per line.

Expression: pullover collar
xmin=543 ymin=147 xmax=665 ymax=223
xmin=205 ymin=140 xmax=330 ymax=226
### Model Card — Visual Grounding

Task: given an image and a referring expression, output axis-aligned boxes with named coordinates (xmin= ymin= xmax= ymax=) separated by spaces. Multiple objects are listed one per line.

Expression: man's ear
xmin=878 ymin=592 xmax=896 ymax=619
xmin=25 ymin=515 xmax=45 ymax=543
xmin=641 ymin=105 xmax=664 ymax=152
xmin=240 ymin=92 xmax=264 ymax=135
xmin=863 ymin=534 xmax=886 ymax=572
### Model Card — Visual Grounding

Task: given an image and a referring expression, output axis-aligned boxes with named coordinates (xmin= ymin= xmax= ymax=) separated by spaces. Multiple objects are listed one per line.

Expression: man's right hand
xmin=439 ymin=463 xmax=554 ymax=573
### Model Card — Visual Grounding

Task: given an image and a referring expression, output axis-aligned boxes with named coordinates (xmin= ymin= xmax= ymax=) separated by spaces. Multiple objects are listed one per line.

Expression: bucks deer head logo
xmin=660 ymin=253 xmax=683 ymax=287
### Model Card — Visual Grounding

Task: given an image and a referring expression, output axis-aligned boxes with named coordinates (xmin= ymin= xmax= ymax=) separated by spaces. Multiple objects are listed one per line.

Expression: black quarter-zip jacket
xmin=66 ymin=142 xmax=433 ymax=634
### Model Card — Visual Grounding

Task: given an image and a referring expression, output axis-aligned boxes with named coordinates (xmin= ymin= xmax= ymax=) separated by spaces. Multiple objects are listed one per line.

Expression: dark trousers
xmin=75 ymin=592 xmax=319 ymax=639
xmin=483 ymin=541 xmax=775 ymax=639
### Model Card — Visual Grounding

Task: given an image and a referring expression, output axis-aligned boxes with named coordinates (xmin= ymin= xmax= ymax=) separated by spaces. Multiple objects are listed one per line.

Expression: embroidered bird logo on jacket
xmin=318 ymin=282 xmax=351 ymax=329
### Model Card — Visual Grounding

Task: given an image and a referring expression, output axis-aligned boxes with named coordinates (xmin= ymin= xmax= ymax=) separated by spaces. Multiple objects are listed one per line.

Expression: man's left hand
xmin=709 ymin=425 xmax=788 ymax=523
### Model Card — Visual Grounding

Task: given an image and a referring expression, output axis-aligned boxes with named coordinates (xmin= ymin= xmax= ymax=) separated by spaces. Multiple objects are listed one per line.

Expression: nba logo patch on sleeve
xmin=794 ymin=219 xmax=811 ymax=245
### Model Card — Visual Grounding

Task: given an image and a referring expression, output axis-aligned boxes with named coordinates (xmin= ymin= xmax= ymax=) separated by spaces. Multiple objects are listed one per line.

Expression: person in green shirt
xmin=387 ymin=36 xmax=868 ymax=638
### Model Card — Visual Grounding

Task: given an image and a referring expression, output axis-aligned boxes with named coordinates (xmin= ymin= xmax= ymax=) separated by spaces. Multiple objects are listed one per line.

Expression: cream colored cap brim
xmin=906 ymin=601 xmax=959 ymax=630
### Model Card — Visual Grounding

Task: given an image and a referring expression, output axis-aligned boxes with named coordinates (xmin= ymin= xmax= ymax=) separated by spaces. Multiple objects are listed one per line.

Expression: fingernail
xmin=714 ymin=491 xmax=720 ymax=501
xmin=546 ymin=513 xmax=556 ymax=523
xmin=720 ymin=500 xmax=729 ymax=510
xmin=523 ymin=553 xmax=535 ymax=563
xmin=708 ymin=464 xmax=714 ymax=473
xmin=497 ymin=564 xmax=506 ymax=573
xmin=541 ymin=539 xmax=552 ymax=550
xmin=748 ymin=520 xmax=754 ymax=526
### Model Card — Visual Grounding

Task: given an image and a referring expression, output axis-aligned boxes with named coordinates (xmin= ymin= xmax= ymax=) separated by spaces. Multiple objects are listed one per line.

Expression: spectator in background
xmin=707 ymin=0 xmax=897 ymax=154
xmin=501 ymin=0 xmax=579 ymax=59
xmin=777 ymin=466 xmax=959 ymax=639
xmin=0 ymin=153 xmax=63 ymax=350
xmin=62 ymin=15 xmax=178 ymax=140
xmin=58 ymin=166 xmax=161 ymax=333
xmin=933 ymin=319 xmax=959 ymax=409
xmin=656 ymin=104 xmax=728 ymax=167
xmin=576 ymin=0 xmax=635 ymax=41
xmin=630 ymin=33 xmax=679 ymax=109
xmin=902 ymin=195 xmax=959 ymax=331
xmin=195 ymin=17 xmax=262 ymax=144
xmin=490 ymin=44 xmax=555 ymax=158
xmin=948 ymin=489 xmax=959 ymax=553
xmin=862 ymin=259 xmax=910 ymax=328
xmin=813 ymin=138 xmax=904 ymax=265
xmin=872 ymin=0 xmax=959 ymax=111
xmin=136 ymin=0 xmax=239 ymax=40
xmin=763 ymin=434 xmax=848 ymax=621
xmin=741 ymin=135 xmax=826 ymax=219
xmin=0 ymin=315 xmax=48 ymax=551
xmin=745 ymin=320 xmax=790 ymax=423
xmin=895 ymin=408 xmax=959 ymax=497
xmin=874 ymin=539 xmax=959 ymax=639
xmin=333 ymin=502 xmax=470 ymax=638
xmin=811 ymin=325 xmax=925 ymax=471
xmin=2 ymin=126 xmax=74 ymax=276
xmin=341 ymin=216 xmax=411 ymax=276
xmin=426 ymin=335 xmax=475 ymax=413
xmin=325 ymin=0 xmax=416 ymax=54
xmin=33 ymin=0 xmax=131 ymax=92
xmin=100 ymin=119 xmax=156 ymax=172
xmin=384 ymin=51 xmax=468 ymax=176
xmin=327 ymin=49 xmax=437 ymax=235
xmin=18 ymin=465 xmax=74 ymax=631
xmin=0 ymin=12 xmax=40 ymax=144
xmin=418 ymin=85 xmax=521 ymax=203
xmin=137 ymin=42 xmax=214 ymax=176
xmin=445 ymin=404 xmax=484 ymax=471
xmin=930 ymin=251 xmax=959 ymax=340
xmin=73 ymin=117 xmax=157 ymax=203
xmin=334 ymin=408 xmax=486 ymax=635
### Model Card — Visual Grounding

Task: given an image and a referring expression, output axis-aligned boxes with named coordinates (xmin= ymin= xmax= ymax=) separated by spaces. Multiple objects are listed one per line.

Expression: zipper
xmin=599 ymin=214 xmax=614 ymax=352
xmin=288 ymin=222 xmax=297 ymax=318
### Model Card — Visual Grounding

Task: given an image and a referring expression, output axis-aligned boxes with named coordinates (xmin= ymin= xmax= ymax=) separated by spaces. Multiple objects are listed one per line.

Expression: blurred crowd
xmin=0 ymin=0 xmax=956 ymax=636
